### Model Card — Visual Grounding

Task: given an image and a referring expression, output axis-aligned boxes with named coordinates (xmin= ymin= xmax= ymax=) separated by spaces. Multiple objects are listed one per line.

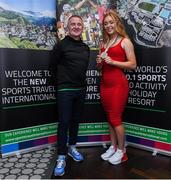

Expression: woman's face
xmin=103 ymin=15 xmax=116 ymax=36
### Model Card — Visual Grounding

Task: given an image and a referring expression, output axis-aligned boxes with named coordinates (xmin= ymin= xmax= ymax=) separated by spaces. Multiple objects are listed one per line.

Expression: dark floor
xmin=51 ymin=146 xmax=171 ymax=179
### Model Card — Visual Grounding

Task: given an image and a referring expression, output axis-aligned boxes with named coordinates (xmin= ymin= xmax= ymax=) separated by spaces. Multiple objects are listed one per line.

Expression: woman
xmin=96 ymin=10 xmax=137 ymax=165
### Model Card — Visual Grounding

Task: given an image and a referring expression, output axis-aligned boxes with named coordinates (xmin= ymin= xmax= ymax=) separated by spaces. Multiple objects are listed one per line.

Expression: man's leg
xmin=68 ymin=89 xmax=86 ymax=161
xmin=55 ymin=91 xmax=73 ymax=176
xmin=57 ymin=91 xmax=73 ymax=155
xmin=69 ymin=89 xmax=85 ymax=145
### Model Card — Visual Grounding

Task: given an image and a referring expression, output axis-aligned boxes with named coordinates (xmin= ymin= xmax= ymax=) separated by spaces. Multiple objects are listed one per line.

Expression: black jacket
xmin=52 ymin=36 xmax=90 ymax=89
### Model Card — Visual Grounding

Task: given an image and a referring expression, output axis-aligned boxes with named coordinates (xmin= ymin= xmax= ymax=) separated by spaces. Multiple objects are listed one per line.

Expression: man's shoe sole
xmin=54 ymin=171 xmax=65 ymax=176
xmin=68 ymin=152 xmax=83 ymax=162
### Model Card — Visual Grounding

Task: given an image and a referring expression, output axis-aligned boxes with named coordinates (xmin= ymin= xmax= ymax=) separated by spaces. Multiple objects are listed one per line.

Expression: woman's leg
xmin=115 ymin=124 xmax=125 ymax=151
xmin=108 ymin=123 xmax=117 ymax=149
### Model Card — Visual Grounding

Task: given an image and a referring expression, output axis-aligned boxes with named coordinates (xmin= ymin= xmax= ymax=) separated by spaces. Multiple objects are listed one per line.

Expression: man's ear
xmin=66 ymin=20 xmax=70 ymax=30
xmin=66 ymin=25 xmax=69 ymax=32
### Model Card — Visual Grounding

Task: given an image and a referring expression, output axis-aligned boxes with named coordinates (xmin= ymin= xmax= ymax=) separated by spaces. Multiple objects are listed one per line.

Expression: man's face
xmin=67 ymin=17 xmax=83 ymax=39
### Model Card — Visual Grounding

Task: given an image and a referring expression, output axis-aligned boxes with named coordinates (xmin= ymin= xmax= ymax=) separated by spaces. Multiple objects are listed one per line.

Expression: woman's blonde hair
xmin=102 ymin=9 xmax=128 ymax=43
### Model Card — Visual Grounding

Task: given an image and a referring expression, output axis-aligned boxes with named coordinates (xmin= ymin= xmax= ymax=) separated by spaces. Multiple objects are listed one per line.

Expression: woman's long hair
xmin=102 ymin=9 xmax=128 ymax=43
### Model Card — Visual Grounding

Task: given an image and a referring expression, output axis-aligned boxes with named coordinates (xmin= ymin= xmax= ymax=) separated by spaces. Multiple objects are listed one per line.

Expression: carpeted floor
xmin=0 ymin=146 xmax=57 ymax=179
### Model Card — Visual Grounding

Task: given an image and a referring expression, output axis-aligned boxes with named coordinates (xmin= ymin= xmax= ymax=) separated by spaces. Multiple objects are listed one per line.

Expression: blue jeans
xmin=57 ymin=89 xmax=86 ymax=155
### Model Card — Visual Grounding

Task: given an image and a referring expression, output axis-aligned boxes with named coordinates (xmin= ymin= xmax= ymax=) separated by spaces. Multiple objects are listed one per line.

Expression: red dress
xmin=100 ymin=38 xmax=129 ymax=127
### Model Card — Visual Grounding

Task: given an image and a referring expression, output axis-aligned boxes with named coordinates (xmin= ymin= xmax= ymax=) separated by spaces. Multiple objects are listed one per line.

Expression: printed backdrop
xmin=0 ymin=0 xmax=58 ymax=156
xmin=120 ymin=0 xmax=171 ymax=155
xmin=0 ymin=0 xmax=171 ymax=156
xmin=56 ymin=0 xmax=171 ymax=155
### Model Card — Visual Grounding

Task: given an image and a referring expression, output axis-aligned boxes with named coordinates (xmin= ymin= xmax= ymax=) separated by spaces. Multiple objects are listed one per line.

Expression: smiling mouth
xmin=107 ymin=29 xmax=114 ymax=32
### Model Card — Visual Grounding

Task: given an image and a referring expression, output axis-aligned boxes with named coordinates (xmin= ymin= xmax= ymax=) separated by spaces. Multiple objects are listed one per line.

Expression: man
xmin=53 ymin=15 xmax=90 ymax=176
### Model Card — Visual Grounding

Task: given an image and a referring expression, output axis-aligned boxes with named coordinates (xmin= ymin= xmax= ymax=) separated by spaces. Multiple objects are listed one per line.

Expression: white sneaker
xmin=108 ymin=148 xmax=128 ymax=165
xmin=101 ymin=145 xmax=116 ymax=161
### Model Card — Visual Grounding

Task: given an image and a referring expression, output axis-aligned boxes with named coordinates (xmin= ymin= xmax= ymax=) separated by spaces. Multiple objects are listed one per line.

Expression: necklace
xmin=100 ymin=34 xmax=119 ymax=59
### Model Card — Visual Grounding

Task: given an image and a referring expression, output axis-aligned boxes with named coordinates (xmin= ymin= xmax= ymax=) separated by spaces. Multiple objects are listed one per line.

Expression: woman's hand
xmin=104 ymin=56 xmax=114 ymax=65
xmin=96 ymin=54 xmax=103 ymax=69
xmin=96 ymin=55 xmax=103 ymax=64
